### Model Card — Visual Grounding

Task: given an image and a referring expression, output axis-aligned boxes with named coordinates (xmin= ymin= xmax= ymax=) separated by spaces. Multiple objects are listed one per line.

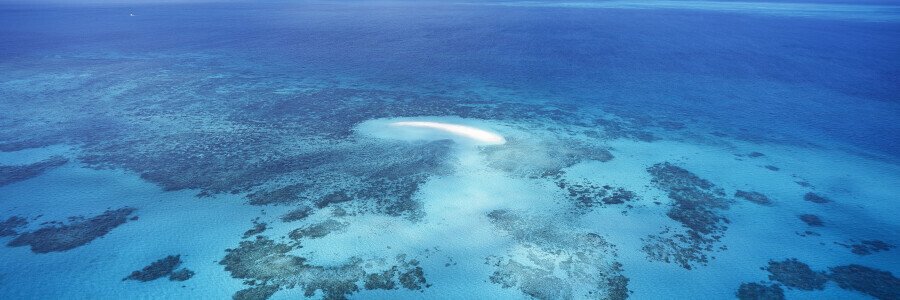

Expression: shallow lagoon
xmin=1 ymin=1 xmax=899 ymax=299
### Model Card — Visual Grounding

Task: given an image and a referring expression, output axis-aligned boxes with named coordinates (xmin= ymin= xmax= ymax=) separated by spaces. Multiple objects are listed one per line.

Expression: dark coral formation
xmin=641 ymin=228 xmax=716 ymax=270
xmin=253 ymin=139 xmax=455 ymax=219
xmin=288 ymin=219 xmax=348 ymax=240
xmin=281 ymin=206 xmax=312 ymax=223
xmin=734 ymin=190 xmax=771 ymax=206
xmin=7 ymin=208 xmax=135 ymax=253
xmin=828 ymin=264 xmax=900 ymax=300
xmin=737 ymin=282 xmax=785 ymax=300
xmin=364 ymin=268 xmax=397 ymax=290
xmin=642 ymin=163 xmax=732 ymax=269
xmin=747 ymin=260 xmax=900 ymax=299
xmin=764 ymin=258 xmax=827 ymax=290
xmin=486 ymin=210 xmax=630 ymax=299
xmin=546 ymin=172 xmax=638 ymax=213
xmin=0 ymin=156 xmax=68 ymax=187
xmin=169 ymin=269 xmax=195 ymax=281
xmin=747 ymin=152 xmax=766 ymax=158
xmin=124 ymin=255 xmax=193 ymax=282
xmin=316 ymin=191 xmax=353 ymax=209
xmin=221 ymin=237 xmax=428 ymax=300
xmin=803 ymin=192 xmax=832 ymax=204
xmin=397 ymin=258 xmax=428 ymax=290
xmin=835 ymin=240 xmax=895 ymax=256
xmin=736 ymin=283 xmax=785 ymax=300
xmin=798 ymin=214 xmax=824 ymax=227
xmin=764 ymin=165 xmax=780 ymax=171
xmin=234 ymin=285 xmax=280 ymax=300
xmin=242 ymin=220 xmax=268 ymax=239
xmin=0 ymin=216 xmax=27 ymax=237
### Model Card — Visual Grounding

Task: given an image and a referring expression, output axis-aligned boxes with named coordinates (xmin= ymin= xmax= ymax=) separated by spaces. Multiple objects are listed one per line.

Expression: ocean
xmin=0 ymin=1 xmax=898 ymax=299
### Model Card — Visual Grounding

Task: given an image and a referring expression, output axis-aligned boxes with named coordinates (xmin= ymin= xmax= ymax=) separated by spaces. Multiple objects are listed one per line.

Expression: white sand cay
xmin=356 ymin=117 xmax=507 ymax=145
xmin=391 ymin=121 xmax=505 ymax=144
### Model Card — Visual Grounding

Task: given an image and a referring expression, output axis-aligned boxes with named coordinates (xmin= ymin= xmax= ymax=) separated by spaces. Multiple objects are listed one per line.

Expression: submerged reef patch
xmin=7 ymin=208 xmax=135 ymax=253
xmin=481 ymin=137 xmax=613 ymax=178
xmin=221 ymin=237 xmax=429 ymax=300
xmin=246 ymin=139 xmax=455 ymax=220
xmin=288 ymin=219 xmax=348 ymax=240
xmin=485 ymin=210 xmax=630 ymax=299
xmin=0 ymin=156 xmax=68 ymax=187
xmin=281 ymin=206 xmax=312 ymax=223
xmin=835 ymin=240 xmax=895 ymax=256
xmin=747 ymin=152 xmax=766 ymax=158
xmin=735 ymin=282 xmax=785 ymax=300
xmin=242 ymin=220 xmax=268 ymax=239
xmin=234 ymin=285 xmax=280 ymax=300
xmin=746 ymin=259 xmax=900 ymax=299
xmin=547 ymin=172 xmax=639 ymax=214
xmin=798 ymin=214 xmax=824 ymax=227
xmin=642 ymin=163 xmax=732 ymax=269
xmin=0 ymin=216 xmax=28 ymax=237
xmin=803 ymin=192 xmax=832 ymax=204
xmin=828 ymin=264 xmax=900 ymax=300
xmin=734 ymin=190 xmax=772 ymax=206
xmin=764 ymin=258 xmax=827 ymax=291
xmin=124 ymin=255 xmax=194 ymax=282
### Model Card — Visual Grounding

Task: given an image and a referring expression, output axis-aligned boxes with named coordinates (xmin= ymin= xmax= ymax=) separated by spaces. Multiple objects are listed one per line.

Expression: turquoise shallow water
xmin=0 ymin=1 xmax=899 ymax=299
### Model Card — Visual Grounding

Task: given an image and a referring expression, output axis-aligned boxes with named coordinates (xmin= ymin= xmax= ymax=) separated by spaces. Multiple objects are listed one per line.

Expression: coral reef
xmin=641 ymin=228 xmax=715 ymax=270
xmin=745 ymin=259 xmax=900 ymax=299
xmin=169 ymin=269 xmax=195 ymax=281
xmin=0 ymin=216 xmax=27 ymax=237
xmin=486 ymin=210 xmax=630 ymax=299
xmin=734 ymin=190 xmax=771 ymax=206
xmin=546 ymin=172 xmax=638 ymax=213
xmin=481 ymin=137 xmax=613 ymax=178
xmin=397 ymin=259 xmax=428 ymax=290
xmin=798 ymin=214 xmax=823 ymax=227
xmin=221 ymin=237 xmax=428 ymax=300
xmin=288 ymin=219 xmax=348 ymax=240
xmin=828 ymin=264 xmax=900 ymax=300
xmin=7 ymin=208 xmax=135 ymax=253
xmin=747 ymin=152 xmax=766 ymax=158
xmin=242 ymin=220 xmax=267 ymax=239
xmin=234 ymin=285 xmax=280 ymax=300
xmin=764 ymin=258 xmax=827 ymax=290
xmin=735 ymin=283 xmax=784 ymax=300
xmin=803 ymin=192 xmax=832 ymax=204
xmin=124 ymin=255 xmax=193 ymax=282
xmin=364 ymin=268 xmax=397 ymax=290
xmin=315 ymin=191 xmax=353 ymax=209
xmin=642 ymin=162 xmax=732 ymax=269
xmin=0 ymin=156 xmax=68 ymax=187
xmin=835 ymin=240 xmax=895 ymax=256
xmin=281 ymin=206 xmax=312 ymax=223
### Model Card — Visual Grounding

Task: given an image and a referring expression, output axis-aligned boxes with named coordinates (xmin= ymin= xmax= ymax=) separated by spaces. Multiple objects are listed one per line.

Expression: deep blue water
xmin=2 ymin=1 xmax=898 ymax=157
xmin=1 ymin=1 xmax=899 ymax=299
